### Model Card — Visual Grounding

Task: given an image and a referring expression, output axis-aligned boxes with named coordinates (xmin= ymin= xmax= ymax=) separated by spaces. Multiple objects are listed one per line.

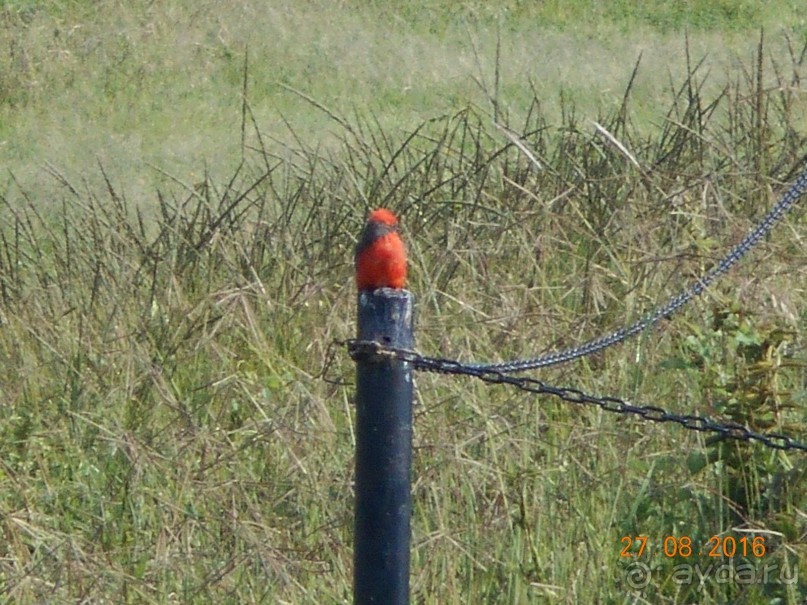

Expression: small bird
xmin=354 ymin=208 xmax=407 ymax=291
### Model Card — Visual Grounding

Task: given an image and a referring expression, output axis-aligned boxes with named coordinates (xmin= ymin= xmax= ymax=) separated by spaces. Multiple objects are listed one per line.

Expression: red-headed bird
xmin=355 ymin=208 xmax=407 ymax=291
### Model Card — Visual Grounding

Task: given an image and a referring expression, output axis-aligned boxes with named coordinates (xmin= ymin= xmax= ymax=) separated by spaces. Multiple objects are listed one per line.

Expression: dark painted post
xmin=353 ymin=288 xmax=414 ymax=605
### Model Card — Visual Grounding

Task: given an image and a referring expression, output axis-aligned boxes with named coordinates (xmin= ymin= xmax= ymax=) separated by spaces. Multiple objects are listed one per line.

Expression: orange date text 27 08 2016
xmin=620 ymin=535 xmax=767 ymax=559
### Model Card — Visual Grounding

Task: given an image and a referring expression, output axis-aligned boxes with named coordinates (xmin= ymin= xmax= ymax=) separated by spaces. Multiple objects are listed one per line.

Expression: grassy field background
xmin=1 ymin=1 xmax=807 ymax=603
xmin=2 ymin=0 xmax=806 ymax=198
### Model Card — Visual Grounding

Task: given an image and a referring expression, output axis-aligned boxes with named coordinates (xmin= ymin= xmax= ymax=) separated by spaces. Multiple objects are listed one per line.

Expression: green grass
xmin=1 ymin=2 xmax=807 ymax=603
xmin=1 ymin=1 xmax=806 ymax=199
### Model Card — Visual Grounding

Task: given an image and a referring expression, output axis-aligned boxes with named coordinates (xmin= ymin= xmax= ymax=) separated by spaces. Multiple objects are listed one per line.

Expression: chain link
xmin=346 ymin=339 xmax=807 ymax=452
xmin=469 ymin=165 xmax=807 ymax=373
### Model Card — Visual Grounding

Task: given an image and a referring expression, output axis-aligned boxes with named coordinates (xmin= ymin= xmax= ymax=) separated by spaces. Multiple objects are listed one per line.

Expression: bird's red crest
xmin=367 ymin=208 xmax=399 ymax=227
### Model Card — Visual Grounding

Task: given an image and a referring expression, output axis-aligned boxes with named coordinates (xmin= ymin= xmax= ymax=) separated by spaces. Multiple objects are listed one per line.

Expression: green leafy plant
xmin=658 ymin=302 xmax=807 ymax=596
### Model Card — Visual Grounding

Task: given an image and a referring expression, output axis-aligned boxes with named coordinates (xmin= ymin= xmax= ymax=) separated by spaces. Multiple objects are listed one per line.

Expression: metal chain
xmin=469 ymin=165 xmax=807 ymax=373
xmin=347 ymin=339 xmax=807 ymax=452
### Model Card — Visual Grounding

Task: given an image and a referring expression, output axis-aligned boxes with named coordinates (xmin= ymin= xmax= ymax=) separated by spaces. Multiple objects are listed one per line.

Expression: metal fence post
xmin=353 ymin=288 xmax=414 ymax=605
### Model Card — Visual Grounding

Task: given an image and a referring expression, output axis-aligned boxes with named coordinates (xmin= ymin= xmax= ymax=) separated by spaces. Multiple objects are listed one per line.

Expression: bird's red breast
xmin=355 ymin=208 xmax=407 ymax=291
